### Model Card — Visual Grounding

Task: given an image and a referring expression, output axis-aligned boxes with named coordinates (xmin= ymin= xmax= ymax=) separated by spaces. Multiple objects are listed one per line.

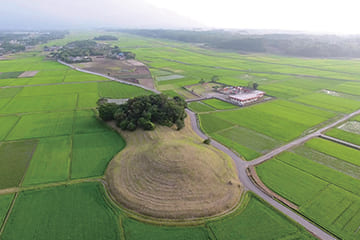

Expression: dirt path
xmin=186 ymin=109 xmax=339 ymax=240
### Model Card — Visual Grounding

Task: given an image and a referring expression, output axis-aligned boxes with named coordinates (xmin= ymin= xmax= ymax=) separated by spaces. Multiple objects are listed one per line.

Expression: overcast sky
xmin=1 ymin=0 xmax=360 ymax=34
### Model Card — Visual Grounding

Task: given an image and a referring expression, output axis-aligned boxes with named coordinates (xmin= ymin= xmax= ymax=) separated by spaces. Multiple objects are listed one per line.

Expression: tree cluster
xmin=0 ymin=31 xmax=67 ymax=55
xmin=97 ymin=94 xmax=187 ymax=131
xmin=52 ymin=40 xmax=136 ymax=63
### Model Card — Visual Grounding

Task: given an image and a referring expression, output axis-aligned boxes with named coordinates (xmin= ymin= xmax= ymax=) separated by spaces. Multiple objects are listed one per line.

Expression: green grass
xmin=187 ymin=101 xmax=215 ymax=113
xmin=326 ymin=128 xmax=360 ymax=146
xmin=210 ymin=132 xmax=261 ymax=160
xmin=0 ymin=88 xmax=22 ymax=98
xmin=216 ymin=126 xmax=281 ymax=154
xmin=306 ymin=138 xmax=360 ymax=167
xmin=201 ymin=99 xmax=237 ymax=110
xmin=256 ymin=157 xmax=327 ymax=206
xmin=77 ymin=92 xmax=99 ymax=109
xmin=63 ymin=70 xmax=107 ymax=82
xmin=200 ymin=100 xmax=334 ymax=142
xmin=293 ymin=145 xmax=360 ymax=180
xmin=0 ymin=94 xmax=78 ymax=114
xmin=71 ymin=131 xmax=126 ymax=179
xmin=74 ymin=110 xmax=108 ymax=134
xmin=18 ymin=82 xmax=98 ymax=97
xmin=294 ymin=93 xmax=360 ymax=113
xmin=98 ymin=82 xmax=151 ymax=99
xmin=0 ymin=116 xmax=19 ymax=140
xmin=301 ymin=185 xmax=360 ymax=240
xmin=0 ymin=194 xmax=14 ymax=227
xmin=198 ymin=113 xmax=235 ymax=133
xmin=0 ymin=140 xmax=37 ymax=189
xmin=257 ymin=151 xmax=360 ymax=239
xmin=208 ymin=192 xmax=316 ymax=240
xmin=122 ymin=218 xmax=208 ymax=240
xmin=22 ymin=136 xmax=71 ymax=186
xmin=7 ymin=112 xmax=74 ymax=140
xmin=0 ymin=72 xmax=23 ymax=79
xmin=1 ymin=182 xmax=121 ymax=240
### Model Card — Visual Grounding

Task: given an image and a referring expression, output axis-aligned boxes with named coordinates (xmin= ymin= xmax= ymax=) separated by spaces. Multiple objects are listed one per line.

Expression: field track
xmin=60 ymin=57 xmax=343 ymax=239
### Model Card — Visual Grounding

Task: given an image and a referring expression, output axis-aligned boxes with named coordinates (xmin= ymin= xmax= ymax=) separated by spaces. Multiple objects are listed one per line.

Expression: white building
xmin=229 ymin=90 xmax=265 ymax=105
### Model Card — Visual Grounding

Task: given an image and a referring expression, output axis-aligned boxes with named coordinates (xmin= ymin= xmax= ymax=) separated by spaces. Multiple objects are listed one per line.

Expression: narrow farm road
xmin=186 ymin=109 xmax=350 ymax=240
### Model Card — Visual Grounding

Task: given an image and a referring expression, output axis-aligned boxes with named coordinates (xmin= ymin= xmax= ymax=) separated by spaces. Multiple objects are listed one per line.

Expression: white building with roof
xmin=229 ymin=90 xmax=265 ymax=105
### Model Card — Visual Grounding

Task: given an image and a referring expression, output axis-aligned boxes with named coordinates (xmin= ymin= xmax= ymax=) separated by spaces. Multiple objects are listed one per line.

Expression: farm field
xmin=3 ymin=31 xmax=360 ymax=239
xmin=187 ymin=101 xmax=215 ymax=113
xmin=198 ymin=99 xmax=336 ymax=160
xmin=0 ymin=140 xmax=37 ymax=189
xmin=201 ymin=98 xmax=238 ymax=110
xmin=0 ymin=183 xmax=122 ymax=240
xmin=257 ymin=149 xmax=360 ymax=239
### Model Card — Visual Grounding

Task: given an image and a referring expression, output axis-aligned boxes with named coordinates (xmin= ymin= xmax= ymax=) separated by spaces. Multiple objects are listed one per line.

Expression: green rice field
xmin=2 ymin=31 xmax=360 ymax=239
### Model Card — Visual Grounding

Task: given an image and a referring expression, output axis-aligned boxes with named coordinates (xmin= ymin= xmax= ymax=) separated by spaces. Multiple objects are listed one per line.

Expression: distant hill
xmin=121 ymin=29 xmax=360 ymax=58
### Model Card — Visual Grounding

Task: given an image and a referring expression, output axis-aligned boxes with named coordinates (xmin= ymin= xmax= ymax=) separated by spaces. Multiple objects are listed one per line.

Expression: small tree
xmin=199 ymin=78 xmax=205 ymax=84
xmin=211 ymin=75 xmax=219 ymax=83
xmin=203 ymin=138 xmax=211 ymax=144
xmin=97 ymin=103 xmax=118 ymax=121
xmin=253 ymin=82 xmax=259 ymax=90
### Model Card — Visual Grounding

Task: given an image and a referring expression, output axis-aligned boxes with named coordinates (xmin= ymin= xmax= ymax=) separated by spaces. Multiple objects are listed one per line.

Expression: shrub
xmin=203 ymin=138 xmax=211 ymax=145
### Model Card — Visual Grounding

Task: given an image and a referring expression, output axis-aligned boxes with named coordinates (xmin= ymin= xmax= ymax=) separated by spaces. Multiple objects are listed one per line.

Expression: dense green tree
xmin=97 ymin=94 xmax=187 ymax=131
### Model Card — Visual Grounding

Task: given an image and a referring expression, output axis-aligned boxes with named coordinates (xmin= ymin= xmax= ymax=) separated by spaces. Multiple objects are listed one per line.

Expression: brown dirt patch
xmin=74 ymin=58 xmax=154 ymax=88
xmin=138 ymin=78 xmax=155 ymax=89
xmin=106 ymin=117 xmax=242 ymax=219
xmin=18 ymin=71 xmax=39 ymax=78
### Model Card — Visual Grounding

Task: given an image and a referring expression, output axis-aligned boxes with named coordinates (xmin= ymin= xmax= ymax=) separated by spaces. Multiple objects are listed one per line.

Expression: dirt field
xmin=74 ymin=58 xmax=155 ymax=89
xmin=18 ymin=71 xmax=39 ymax=78
xmin=106 ymin=117 xmax=242 ymax=219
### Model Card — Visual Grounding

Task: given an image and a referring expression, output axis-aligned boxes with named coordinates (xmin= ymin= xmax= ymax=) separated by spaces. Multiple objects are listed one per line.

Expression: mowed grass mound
xmin=1 ymin=182 xmax=121 ymax=240
xmin=0 ymin=140 xmax=37 ymax=189
xmin=208 ymin=193 xmax=316 ymax=240
xmin=106 ymin=117 xmax=242 ymax=219
xmin=257 ymin=151 xmax=360 ymax=239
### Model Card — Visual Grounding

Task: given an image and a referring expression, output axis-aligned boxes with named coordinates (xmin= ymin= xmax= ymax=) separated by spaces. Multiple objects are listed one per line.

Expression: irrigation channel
xmin=59 ymin=60 xmax=359 ymax=240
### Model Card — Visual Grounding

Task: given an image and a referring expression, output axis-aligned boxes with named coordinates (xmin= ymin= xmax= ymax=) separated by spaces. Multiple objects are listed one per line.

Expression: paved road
xmin=58 ymin=60 xmax=161 ymax=94
xmin=186 ymin=109 xmax=340 ymax=240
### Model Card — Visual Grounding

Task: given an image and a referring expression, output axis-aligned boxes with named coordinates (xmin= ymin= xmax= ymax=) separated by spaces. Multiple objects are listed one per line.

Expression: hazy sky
xmin=1 ymin=0 xmax=360 ymax=34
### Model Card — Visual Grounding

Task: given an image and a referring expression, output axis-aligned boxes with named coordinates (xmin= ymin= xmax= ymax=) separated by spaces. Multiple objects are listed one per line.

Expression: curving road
xmin=62 ymin=59 xmax=341 ymax=239
xmin=186 ymin=109 xmax=342 ymax=240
